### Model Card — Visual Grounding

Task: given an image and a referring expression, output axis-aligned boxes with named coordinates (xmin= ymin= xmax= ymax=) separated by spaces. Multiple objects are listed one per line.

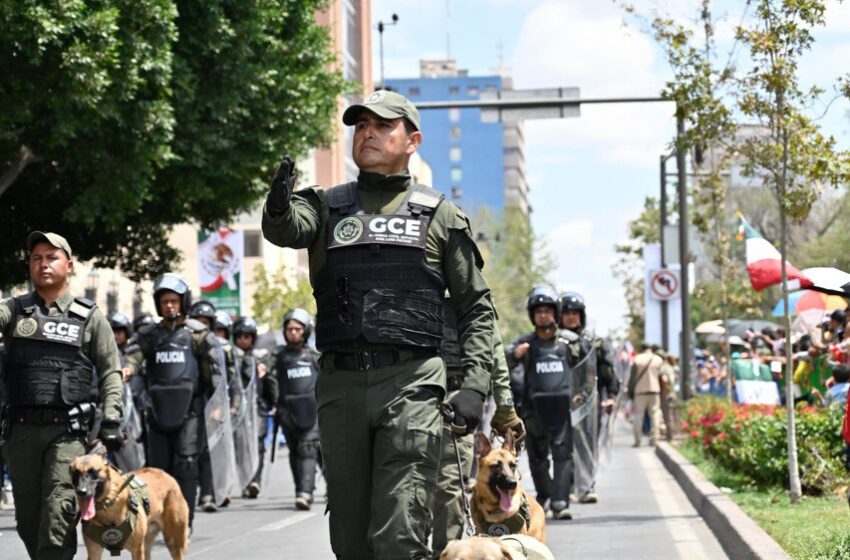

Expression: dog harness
xmin=480 ymin=495 xmax=533 ymax=538
xmin=82 ymin=473 xmax=151 ymax=557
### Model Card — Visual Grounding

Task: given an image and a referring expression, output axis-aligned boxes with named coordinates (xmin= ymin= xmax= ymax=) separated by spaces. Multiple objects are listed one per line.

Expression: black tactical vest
xmin=440 ymin=301 xmax=462 ymax=373
xmin=5 ymin=293 xmax=96 ymax=408
xmin=525 ymin=337 xmax=573 ymax=433
xmin=314 ymin=183 xmax=446 ymax=351
xmin=141 ymin=322 xmax=200 ymax=431
xmin=276 ymin=346 xmax=319 ymax=430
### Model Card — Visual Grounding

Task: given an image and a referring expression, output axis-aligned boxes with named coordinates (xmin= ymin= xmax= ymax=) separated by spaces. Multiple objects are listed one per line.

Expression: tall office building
xmin=386 ymin=59 xmax=530 ymax=217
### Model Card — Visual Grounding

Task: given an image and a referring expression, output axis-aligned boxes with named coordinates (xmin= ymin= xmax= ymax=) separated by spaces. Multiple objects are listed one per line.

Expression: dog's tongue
xmin=80 ymin=496 xmax=96 ymax=521
xmin=498 ymin=488 xmax=513 ymax=513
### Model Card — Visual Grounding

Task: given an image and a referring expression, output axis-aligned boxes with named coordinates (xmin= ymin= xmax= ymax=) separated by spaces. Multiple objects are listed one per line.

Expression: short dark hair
xmin=402 ymin=118 xmax=417 ymax=135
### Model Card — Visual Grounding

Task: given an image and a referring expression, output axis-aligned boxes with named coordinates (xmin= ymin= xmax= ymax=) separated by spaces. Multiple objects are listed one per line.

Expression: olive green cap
xmin=27 ymin=231 xmax=73 ymax=259
xmin=342 ymin=90 xmax=421 ymax=131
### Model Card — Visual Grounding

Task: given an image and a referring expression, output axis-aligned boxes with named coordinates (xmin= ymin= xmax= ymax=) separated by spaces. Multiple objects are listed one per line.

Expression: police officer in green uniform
xmin=0 ymin=231 xmax=124 ymax=559
xmin=432 ymin=301 xmax=524 ymax=555
xmin=262 ymin=90 xmax=496 ymax=559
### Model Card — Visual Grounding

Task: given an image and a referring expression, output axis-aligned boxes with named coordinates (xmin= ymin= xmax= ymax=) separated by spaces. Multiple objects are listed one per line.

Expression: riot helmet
xmin=152 ymin=273 xmax=192 ymax=319
xmin=189 ymin=300 xmax=217 ymax=322
xmin=233 ymin=316 xmax=259 ymax=342
xmin=526 ymin=284 xmax=559 ymax=324
xmin=282 ymin=308 xmax=314 ymax=341
xmin=214 ymin=310 xmax=232 ymax=338
xmin=108 ymin=312 xmax=133 ymax=336
xmin=559 ymin=291 xmax=586 ymax=330
xmin=132 ymin=312 xmax=155 ymax=331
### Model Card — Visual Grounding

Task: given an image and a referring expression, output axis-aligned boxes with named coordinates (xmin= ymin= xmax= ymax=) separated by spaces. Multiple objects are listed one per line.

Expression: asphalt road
xmin=0 ymin=419 xmax=727 ymax=559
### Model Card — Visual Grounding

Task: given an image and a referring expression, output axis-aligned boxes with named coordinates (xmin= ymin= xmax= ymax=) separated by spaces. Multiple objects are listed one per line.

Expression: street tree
xmin=0 ymin=0 xmax=349 ymax=287
xmin=473 ymin=207 xmax=556 ymax=343
xmin=735 ymin=0 xmax=850 ymax=503
xmin=251 ymin=263 xmax=316 ymax=332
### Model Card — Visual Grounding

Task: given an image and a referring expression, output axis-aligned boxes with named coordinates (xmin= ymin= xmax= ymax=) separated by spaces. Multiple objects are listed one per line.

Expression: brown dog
xmin=471 ymin=433 xmax=546 ymax=543
xmin=440 ymin=535 xmax=555 ymax=560
xmin=70 ymin=451 xmax=189 ymax=560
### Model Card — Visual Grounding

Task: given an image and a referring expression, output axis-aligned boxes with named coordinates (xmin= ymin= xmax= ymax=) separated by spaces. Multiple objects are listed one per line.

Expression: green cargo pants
xmin=6 ymin=422 xmax=86 ymax=560
xmin=317 ymin=354 xmax=445 ymax=560
xmin=431 ymin=420 xmax=473 ymax=556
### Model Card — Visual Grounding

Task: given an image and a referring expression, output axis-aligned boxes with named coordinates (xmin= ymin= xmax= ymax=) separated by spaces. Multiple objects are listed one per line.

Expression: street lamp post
xmin=376 ymin=14 xmax=399 ymax=90
xmin=659 ymin=152 xmax=675 ymax=352
xmin=107 ymin=279 xmax=119 ymax=315
xmin=85 ymin=269 xmax=100 ymax=303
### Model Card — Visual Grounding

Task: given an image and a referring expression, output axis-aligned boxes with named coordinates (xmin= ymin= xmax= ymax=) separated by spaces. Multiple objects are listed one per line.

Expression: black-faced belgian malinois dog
xmin=471 ymin=432 xmax=546 ymax=543
xmin=70 ymin=449 xmax=189 ymax=560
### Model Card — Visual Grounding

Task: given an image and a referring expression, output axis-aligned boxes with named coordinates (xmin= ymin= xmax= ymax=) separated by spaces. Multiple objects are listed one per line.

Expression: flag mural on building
xmin=198 ymin=228 xmax=244 ymax=316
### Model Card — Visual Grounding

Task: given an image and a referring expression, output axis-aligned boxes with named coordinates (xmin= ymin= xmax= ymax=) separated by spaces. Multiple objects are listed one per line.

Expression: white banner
xmin=735 ymin=380 xmax=781 ymax=405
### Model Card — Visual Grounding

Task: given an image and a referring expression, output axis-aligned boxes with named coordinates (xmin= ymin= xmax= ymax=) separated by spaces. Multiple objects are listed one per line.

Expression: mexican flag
xmin=737 ymin=215 xmax=812 ymax=292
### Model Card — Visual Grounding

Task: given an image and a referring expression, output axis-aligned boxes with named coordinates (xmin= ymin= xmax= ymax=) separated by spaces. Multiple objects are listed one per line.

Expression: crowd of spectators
xmin=694 ymin=308 xmax=850 ymax=409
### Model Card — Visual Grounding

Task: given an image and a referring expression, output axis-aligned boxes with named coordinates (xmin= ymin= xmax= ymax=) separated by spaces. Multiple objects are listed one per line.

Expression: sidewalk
xmin=532 ymin=420 xmax=729 ymax=559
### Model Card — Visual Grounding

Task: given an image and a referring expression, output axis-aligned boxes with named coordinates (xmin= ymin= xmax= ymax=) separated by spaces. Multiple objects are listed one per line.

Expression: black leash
xmin=439 ymin=403 xmax=476 ymax=538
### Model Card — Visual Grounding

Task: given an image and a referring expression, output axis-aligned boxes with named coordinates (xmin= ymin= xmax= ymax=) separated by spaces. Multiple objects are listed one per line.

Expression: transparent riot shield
xmin=205 ymin=370 xmax=238 ymax=504
xmin=113 ymin=383 xmax=145 ymax=472
xmin=232 ymin=371 xmax=260 ymax=490
xmin=570 ymin=349 xmax=598 ymax=498
xmin=598 ymin=346 xmax=632 ymax=468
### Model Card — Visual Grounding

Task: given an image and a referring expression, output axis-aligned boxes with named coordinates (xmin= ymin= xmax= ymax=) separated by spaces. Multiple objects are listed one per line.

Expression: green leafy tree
xmin=473 ymin=207 xmax=556 ymax=343
xmin=0 ymin=0 xmax=350 ymax=287
xmin=251 ymin=263 xmax=315 ymax=331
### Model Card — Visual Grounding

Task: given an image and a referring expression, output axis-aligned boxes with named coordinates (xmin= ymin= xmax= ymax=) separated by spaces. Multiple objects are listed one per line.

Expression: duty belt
xmin=10 ymin=407 xmax=69 ymax=425
xmin=332 ymin=348 xmax=437 ymax=371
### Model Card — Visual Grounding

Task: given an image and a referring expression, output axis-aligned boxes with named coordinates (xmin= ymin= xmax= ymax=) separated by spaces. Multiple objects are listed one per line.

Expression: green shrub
xmin=680 ymin=396 xmax=846 ymax=494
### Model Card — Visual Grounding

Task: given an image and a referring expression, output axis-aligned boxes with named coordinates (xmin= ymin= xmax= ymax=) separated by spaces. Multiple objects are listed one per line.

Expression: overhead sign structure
xmin=649 ymin=268 xmax=680 ymax=301
xmin=480 ymin=87 xmax=580 ymax=123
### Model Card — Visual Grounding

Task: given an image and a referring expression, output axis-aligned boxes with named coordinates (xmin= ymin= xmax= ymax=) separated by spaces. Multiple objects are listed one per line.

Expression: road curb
xmin=655 ymin=442 xmax=790 ymax=560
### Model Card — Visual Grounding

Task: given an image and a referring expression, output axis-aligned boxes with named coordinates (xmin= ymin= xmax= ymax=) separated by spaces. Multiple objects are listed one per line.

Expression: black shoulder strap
xmin=405 ymin=184 xmax=445 ymax=217
xmin=14 ymin=293 xmax=38 ymax=317
xmin=69 ymin=296 xmax=96 ymax=321
xmin=326 ymin=182 xmax=359 ymax=216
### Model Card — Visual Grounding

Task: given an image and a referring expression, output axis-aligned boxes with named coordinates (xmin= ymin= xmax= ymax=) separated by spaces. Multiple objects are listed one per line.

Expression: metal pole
xmin=660 ymin=155 xmax=669 ymax=351
xmin=676 ymin=114 xmax=692 ymax=400
xmin=378 ymin=22 xmax=385 ymax=90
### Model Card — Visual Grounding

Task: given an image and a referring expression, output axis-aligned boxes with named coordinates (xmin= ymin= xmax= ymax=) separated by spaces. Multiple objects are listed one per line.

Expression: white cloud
xmin=546 ymin=219 xmax=594 ymax=248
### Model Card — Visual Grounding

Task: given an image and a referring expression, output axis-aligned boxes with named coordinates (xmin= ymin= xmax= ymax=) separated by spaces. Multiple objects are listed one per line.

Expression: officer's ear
xmin=405 ymin=130 xmax=422 ymax=155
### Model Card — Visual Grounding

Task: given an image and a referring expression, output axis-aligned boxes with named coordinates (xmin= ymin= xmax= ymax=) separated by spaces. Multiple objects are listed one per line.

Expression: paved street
xmin=0 ymin=420 xmax=726 ymax=559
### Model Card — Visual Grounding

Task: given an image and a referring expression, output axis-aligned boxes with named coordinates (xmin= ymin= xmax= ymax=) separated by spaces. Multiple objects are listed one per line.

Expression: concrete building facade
xmin=386 ymin=59 xmax=530 ymax=218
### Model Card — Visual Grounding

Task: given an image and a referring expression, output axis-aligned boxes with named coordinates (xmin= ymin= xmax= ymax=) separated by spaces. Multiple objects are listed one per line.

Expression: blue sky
xmin=370 ymin=0 xmax=850 ymax=335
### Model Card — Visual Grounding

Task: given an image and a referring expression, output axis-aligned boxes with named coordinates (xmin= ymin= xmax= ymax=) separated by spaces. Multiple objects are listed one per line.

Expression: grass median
xmin=679 ymin=436 xmax=850 ymax=559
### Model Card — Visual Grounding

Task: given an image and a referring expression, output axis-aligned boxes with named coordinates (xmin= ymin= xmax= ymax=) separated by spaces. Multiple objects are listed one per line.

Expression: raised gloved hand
xmin=267 ymin=155 xmax=298 ymax=216
xmin=447 ymin=389 xmax=485 ymax=436
xmin=99 ymin=420 xmax=124 ymax=453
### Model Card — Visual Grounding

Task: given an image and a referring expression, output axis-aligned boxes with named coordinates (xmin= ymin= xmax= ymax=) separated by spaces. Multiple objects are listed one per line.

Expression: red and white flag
xmin=737 ymin=215 xmax=812 ymax=292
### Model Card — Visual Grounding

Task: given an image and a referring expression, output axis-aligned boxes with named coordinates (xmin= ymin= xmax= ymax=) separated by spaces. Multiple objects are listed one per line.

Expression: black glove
xmin=447 ymin=389 xmax=485 ymax=436
xmin=267 ymin=155 xmax=298 ymax=216
xmin=99 ymin=420 xmax=124 ymax=453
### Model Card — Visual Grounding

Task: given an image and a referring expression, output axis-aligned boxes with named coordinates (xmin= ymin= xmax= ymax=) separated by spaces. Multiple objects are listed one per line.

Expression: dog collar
xmin=481 ymin=495 xmax=532 ymax=537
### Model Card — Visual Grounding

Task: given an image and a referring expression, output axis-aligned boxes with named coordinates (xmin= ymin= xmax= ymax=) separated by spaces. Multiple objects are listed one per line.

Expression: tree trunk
xmin=0 ymin=145 xmax=42 ymax=198
xmin=779 ymin=187 xmax=803 ymax=504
